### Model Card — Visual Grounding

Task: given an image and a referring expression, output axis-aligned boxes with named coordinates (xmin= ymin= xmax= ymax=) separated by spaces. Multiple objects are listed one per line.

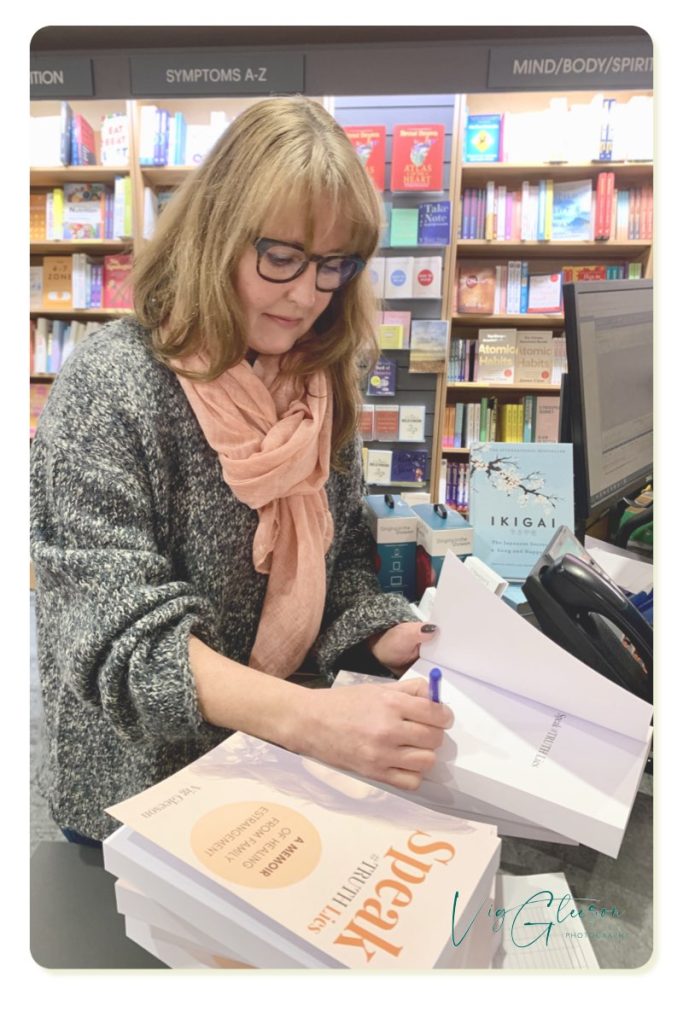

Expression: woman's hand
xmin=367 ymin=621 xmax=439 ymax=676
xmin=296 ymin=675 xmax=453 ymax=791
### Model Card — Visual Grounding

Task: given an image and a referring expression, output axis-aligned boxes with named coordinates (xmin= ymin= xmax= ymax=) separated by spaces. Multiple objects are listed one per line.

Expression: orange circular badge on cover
xmin=190 ymin=802 xmax=322 ymax=889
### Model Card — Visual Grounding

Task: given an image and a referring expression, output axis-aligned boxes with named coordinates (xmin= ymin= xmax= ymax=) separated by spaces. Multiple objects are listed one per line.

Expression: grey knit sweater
xmin=30 ymin=319 xmax=416 ymax=840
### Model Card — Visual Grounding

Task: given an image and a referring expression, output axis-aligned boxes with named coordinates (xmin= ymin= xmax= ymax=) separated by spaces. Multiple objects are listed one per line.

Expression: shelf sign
xmin=30 ymin=56 xmax=94 ymax=98
xmin=130 ymin=51 xmax=305 ymax=96
xmin=488 ymin=41 xmax=653 ymax=90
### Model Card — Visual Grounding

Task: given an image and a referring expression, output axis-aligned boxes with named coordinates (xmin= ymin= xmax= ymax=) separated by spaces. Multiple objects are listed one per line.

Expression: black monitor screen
xmin=562 ymin=279 xmax=653 ymax=532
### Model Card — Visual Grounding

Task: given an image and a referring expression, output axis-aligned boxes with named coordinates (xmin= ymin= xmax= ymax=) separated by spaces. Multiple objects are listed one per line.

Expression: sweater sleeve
xmin=312 ymin=436 xmax=418 ymax=678
xmin=31 ymin=423 xmax=224 ymax=747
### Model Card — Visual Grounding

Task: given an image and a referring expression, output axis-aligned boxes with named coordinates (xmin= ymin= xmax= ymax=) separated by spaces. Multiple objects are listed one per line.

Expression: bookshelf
xmin=29 ymin=89 xmax=654 ymax=493
xmin=440 ymin=88 xmax=653 ymax=514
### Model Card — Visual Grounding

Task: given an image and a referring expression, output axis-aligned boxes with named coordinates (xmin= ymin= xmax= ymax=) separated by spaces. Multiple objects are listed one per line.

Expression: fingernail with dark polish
xmin=421 ymin=623 xmax=438 ymax=633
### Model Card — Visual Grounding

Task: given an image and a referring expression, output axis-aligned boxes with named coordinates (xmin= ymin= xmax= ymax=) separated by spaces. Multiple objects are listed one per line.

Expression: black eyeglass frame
xmin=252 ymin=237 xmax=366 ymax=292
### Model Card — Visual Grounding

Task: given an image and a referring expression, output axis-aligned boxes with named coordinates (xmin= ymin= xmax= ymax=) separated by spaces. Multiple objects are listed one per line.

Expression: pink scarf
xmin=174 ymin=353 xmax=334 ymax=679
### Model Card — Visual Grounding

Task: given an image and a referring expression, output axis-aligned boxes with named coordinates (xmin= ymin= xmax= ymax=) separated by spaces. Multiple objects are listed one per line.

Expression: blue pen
xmin=428 ymin=666 xmax=442 ymax=704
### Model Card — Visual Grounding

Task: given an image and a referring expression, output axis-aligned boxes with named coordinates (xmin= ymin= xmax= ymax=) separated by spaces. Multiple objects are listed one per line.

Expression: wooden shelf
xmin=30 ymin=241 xmax=132 ymax=255
xmin=30 ymin=308 xmax=132 ymax=319
xmin=452 ymin=313 xmax=564 ymax=326
xmin=442 ymin=447 xmax=470 ymax=454
xmin=447 ymin=382 xmax=561 ymax=392
xmin=31 ymin=373 xmax=56 ymax=381
xmin=30 ymin=166 xmax=129 ymax=187
xmin=140 ymin=166 xmax=196 ymax=186
xmin=456 ymin=240 xmax=651 ymax=257
xmin=460 ymin=161 xmax=653 ymax=184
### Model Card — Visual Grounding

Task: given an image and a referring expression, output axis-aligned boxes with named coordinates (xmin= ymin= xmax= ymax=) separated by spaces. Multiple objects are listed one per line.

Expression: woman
xmin=30 ymin=97 xmax=452 ymax=843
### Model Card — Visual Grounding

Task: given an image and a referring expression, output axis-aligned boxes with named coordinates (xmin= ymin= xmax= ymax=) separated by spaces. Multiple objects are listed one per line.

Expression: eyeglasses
xmin=252 ymin=237 xmax=366 ymax=292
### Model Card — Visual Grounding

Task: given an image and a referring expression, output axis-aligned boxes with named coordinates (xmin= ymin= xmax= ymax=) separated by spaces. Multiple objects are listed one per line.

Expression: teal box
xmin=411 ymin=503 xmax=474 ymax=597
xmin=363 ymin=495 xmax=418 ymax=601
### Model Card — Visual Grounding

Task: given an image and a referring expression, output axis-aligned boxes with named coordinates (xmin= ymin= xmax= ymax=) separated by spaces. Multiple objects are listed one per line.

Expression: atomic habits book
xmin=104 ymin=732 xmax=501 ymax=969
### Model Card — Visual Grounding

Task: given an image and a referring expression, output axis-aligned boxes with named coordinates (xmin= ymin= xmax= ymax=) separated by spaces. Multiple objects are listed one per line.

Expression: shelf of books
xmin=442 ymin=88 xmax=653 ymax=515
xmin=30 ymin=87 xmax=653 ymax=481
xmin=334 ymin=95 xmax=460 ymax=497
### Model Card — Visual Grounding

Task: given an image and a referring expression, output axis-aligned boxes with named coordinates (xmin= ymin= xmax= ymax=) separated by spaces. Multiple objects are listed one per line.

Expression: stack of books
xmin=104 ymin=732 xmax=502 ymax=969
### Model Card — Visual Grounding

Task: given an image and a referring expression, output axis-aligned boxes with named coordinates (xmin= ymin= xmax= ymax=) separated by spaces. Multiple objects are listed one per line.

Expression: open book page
xmin=410 ymin=654 xmax=650 ymax=857
xmin=423 ymin=550 xmax=652 ymax=740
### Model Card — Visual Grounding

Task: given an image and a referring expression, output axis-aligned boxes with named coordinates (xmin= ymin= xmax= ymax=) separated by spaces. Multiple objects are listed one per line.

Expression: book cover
xmin=384 ymin=256 xmax=414 ymax=299
xmin=100 ymin=113 xmax=129 ymax=166
xmin=366 ymin=356 xmax=397 ymax=397
xmin=390 ymin=124 xmax=445 ymax=192
xmin=463 ymin=114 xmax=503 ymax=164
xmin=42 ymin=256 xmax=73 ymax=309
xmin=62 ymin=182 xmax=108 ymax=240
xmin=359 ymin=405 xmax=374 ymax=442
xmin=377 ymin=324 xmax=404 ymax=350
xmin=382 ymin=310 xmax=412 ymax=340
xmin=408 ymin=319 xmax=449 ymax=374
xmin=105 ymin=732 xmax=501 ymax=970
xmin=374 ymin=405 xmax=400 ymax=442
xmin=368 ymin=256 xmax=385 ymax=298
xmin=30 ymin=193 xmax=47 ymax=241
xmin=551 ymin=180 xmax=593 ymax=242
xmin=391 ymin=448 xmax=429 ymax=484
xmin=474 ymin=329 xmax=517 ymax=383
xmin=417 ymin=201 xmax=451 ymax=245
xmin=513 ymin=331 xmax=554 ymax=385
xmin=468 ymin=442 xmax=574 ymax=581
xmin=103 ymin=253 xmax=134 ymax=309
xmin=30 ymin=266 xmax=43 ymax=309
xmin=343 ymin=125 xmax=386 ymax=192
xmin=455 ymin=265 xmax=495 ymax=315
xmin=398 ymin=405 xmax=426 ymax=442
xmin=365 ymin=449 xmax=394 ymax=485
xmin=412 ymin=255 xmax=442 ymax=299
xmin=389 ymin=207 xmax=419 ymax=247
xmin=526 ymin=273 xmax=563 ymax=315
xmin=72 ymin=112 xmax=97 ymax=165
xmin=534 ymin=397 xmax=561 ymax=443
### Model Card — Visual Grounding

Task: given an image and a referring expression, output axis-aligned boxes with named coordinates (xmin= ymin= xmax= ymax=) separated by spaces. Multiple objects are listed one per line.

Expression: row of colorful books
xmin=31 ymin=254 xmax=134 ymax=313
xmin=360 ymin=404 xmax=427 ymax=444
xmin=138 ymin=107 xmax=230 ymax=167
xmin=449 ymin=330 xmax=567 ymax=386
xmin=443 ymin=395 xmax=561 ymax=449
xmin=362 ymin=446 xmax=429 ymax=486
xmin=30 ymin=318 xmax=103 ymax=380
xmin=30 ymin=179 xmax=133 ymax=242
xmin=454 ymin=261 xmax=643 ymax=316
xmin=369 ymin=255 xmax=442 ymax=300
xmin=30 ymin=103 xmax=97 ymax=167
xmin=444 ymin=459 xmax=470 ymax=514
xmin=458 ymin=176 xmax=652 ymax=243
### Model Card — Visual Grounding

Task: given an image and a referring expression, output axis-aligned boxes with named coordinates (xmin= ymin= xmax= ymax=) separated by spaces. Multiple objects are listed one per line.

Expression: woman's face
xmin=234 ymin=206 xmax=350 ymax=361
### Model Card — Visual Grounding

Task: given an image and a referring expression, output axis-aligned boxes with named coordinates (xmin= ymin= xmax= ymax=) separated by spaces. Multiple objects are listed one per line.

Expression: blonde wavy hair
xmin=134 ymin=96 xmax=382 ymax=466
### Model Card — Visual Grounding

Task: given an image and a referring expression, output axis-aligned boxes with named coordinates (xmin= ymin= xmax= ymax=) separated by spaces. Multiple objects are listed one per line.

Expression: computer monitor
xmin=561 ymin=278 xmax=653 ymax=541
